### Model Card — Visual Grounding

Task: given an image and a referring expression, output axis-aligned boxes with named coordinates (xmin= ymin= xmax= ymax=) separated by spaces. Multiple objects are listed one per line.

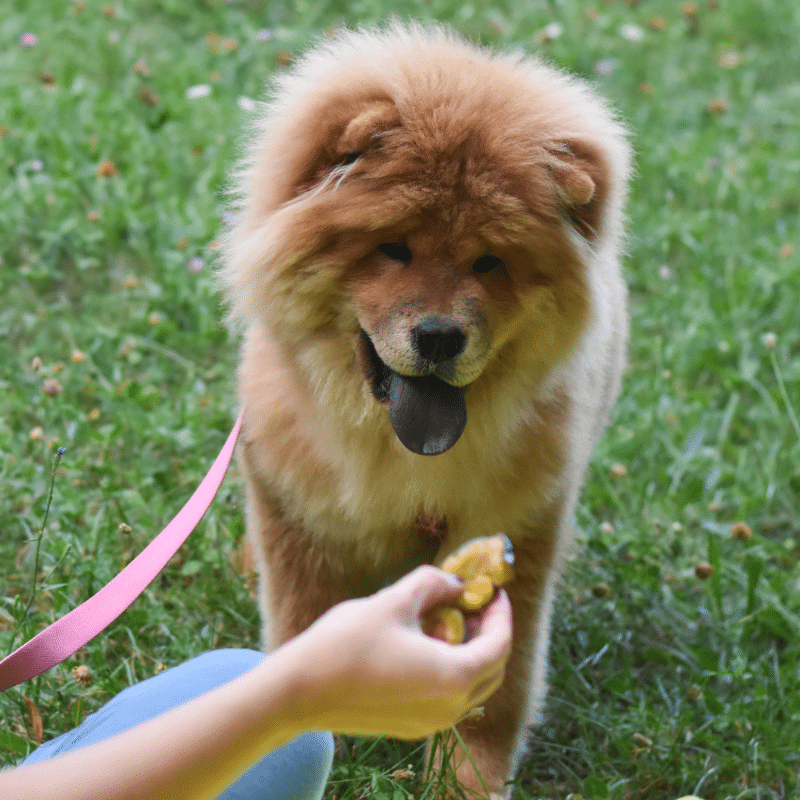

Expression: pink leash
xmin=0 ymin=412 xmax=243 ymax=692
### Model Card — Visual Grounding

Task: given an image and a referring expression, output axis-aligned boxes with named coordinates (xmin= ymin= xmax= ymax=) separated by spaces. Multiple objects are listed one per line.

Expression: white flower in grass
xmin=619 ymin=24 xmax=645 ymax=42
xmin=719 ymin=52 xmax=742 ymax=68
xmin=535 ymin=23 xmax=562 ymax=44
xmin=237 ymin=96 xmax=257 ymax=112
xmin=186 ymin=84 xmax=212 ymax=100
xmin=761 ymin=332 xmax=777 ymax=350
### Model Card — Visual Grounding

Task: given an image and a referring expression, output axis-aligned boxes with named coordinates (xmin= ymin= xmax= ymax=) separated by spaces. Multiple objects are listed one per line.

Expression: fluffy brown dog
xmin=220 ymin=23 xmax=630 ymax=799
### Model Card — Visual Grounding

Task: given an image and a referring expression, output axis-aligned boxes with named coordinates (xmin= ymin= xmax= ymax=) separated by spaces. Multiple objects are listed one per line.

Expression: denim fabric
xmin=22 ymin=649 xmax=333 ymax=800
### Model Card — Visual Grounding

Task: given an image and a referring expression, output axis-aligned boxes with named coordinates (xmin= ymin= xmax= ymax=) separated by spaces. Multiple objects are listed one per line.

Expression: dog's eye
xmin=378 ymin=240 xmax=413 ymax=264
xmin=472 ymin=255 xmax=503 ymax=274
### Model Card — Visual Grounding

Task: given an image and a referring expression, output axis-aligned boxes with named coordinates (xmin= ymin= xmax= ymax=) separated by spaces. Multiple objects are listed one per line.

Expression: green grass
xmin=2 ymin=0 xmax=799 ymax=797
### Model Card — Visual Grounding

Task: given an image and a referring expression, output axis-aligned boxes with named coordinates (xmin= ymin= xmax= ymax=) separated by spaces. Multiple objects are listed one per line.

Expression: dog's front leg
xmin=245 ymin=491 xmax=371 ymax=650
xmin=431 ymin=509 xmax=566 ymax=799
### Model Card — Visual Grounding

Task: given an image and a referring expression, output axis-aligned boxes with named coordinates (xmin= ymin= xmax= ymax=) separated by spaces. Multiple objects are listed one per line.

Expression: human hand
xmin=0 ymin=568 xmax=510 ymax=800
xmin=276 ymin=565 xmax=512 ymax=739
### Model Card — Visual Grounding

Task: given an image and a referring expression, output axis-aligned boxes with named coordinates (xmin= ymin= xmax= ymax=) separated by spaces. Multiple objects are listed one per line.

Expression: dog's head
xmin=222 ymin=24 xmax=630 ymax=455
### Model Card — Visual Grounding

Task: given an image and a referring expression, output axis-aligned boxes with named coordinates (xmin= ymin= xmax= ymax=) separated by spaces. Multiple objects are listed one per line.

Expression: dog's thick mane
xmin=220 ymin=23 xmax=630 ymax=326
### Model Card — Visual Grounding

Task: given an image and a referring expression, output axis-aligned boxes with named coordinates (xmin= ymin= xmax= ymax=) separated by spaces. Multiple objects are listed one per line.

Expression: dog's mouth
xmin=359 ymin=330 xmax=467 ymax=456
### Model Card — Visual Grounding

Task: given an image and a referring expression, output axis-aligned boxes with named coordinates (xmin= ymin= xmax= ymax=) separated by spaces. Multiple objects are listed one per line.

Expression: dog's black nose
xmin=411 ymin=317 xmax=467 ymax=364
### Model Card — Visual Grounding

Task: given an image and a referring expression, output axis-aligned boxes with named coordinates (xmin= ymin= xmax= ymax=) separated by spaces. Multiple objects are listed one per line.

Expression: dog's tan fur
xmin=221 ymin=24 xmax=630 ymax=798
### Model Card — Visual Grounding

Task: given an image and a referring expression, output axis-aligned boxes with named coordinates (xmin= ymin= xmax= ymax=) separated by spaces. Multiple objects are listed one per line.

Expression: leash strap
xmin=0 ymin=412 xmax=243 ymax=692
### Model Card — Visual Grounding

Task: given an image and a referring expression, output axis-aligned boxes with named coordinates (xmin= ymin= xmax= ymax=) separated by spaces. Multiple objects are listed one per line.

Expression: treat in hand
xmin=423 ymin=534 xmax=515 ymax=644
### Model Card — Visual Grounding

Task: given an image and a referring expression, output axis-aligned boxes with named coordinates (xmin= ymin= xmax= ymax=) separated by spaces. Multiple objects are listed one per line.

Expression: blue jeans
xmin=22 ymin=649 xmax=334 ymax=800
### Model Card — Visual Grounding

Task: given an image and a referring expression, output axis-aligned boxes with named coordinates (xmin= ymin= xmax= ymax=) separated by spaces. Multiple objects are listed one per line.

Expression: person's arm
xmin=0 ymin=566 xmax=512 ymax=800
xmin=0 ymin=641 xmax=308 ymax=800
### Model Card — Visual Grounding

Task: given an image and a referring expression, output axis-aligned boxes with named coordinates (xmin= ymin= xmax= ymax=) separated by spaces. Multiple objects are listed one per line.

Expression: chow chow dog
xmin=220 ymin=23 xmax=630 ymax=799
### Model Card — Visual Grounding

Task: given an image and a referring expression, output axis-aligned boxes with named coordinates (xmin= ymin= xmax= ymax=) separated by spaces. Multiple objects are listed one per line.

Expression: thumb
xmin=389 ymin=565 xmax=465 ymax=616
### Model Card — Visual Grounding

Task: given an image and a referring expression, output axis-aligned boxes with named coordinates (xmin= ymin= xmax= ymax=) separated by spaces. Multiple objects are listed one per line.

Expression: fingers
xmin=459 ymin=591 xmax=512 ymax=706
xmin=458 ymin=589 xmax=513 ymax=667
xmin=386 ymin=565 xmax=466 ymax=616
xmin=428 ymin=590 xmax=511 ymax=712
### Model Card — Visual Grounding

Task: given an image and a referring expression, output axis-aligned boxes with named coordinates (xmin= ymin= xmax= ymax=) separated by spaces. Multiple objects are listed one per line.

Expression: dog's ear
xmin=546 ymin=140 xmax=610 ymax=241
xmin=287 ymin=100 xmax=400 ymax=197
xmin=335 ymin=100 xmax=400 ymax=160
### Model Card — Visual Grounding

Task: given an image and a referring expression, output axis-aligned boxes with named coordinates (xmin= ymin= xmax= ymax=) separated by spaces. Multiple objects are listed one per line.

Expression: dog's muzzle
xmin=359 ymin=326 xmax=468 ymax=456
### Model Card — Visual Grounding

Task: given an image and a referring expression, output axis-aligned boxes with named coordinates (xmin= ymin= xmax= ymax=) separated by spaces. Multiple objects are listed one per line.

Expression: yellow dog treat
xmin=423 ymin=606 xmax=466 ymax=645
xmin=423 ymin=534 xmax=515 ymax=644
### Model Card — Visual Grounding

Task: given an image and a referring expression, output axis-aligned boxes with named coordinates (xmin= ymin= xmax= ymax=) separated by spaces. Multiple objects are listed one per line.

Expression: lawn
xmin=2 ymin=0 xmax=799 ymax=797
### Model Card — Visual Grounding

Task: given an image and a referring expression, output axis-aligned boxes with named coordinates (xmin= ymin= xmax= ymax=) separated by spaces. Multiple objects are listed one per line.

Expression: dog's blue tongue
xmin=387 ymin=371 xmax=466 ymax=455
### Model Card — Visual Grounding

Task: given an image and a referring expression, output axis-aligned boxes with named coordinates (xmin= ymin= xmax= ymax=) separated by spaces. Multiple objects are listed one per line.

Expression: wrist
xmin=252 ymin=636 xmax=338 ymax=736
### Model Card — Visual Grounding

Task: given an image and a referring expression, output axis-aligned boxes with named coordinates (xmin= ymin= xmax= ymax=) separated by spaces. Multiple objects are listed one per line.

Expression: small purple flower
xmin=594 ymin=60 xmax=614 ymax=77
xmin=55 ymin=447 xmax=66 ymax=459
xmin=256 ymin=29 xmax=273 ymax=42
xmin=187 ymin=257 xmax=204 ymax=274
xmin=20 ymin=32 xmax=39 ymax=48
